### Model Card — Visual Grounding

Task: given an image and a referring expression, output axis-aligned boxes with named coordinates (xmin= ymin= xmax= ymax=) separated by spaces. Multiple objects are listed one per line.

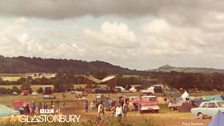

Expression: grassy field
xmin=0 ymin=91 xmax=213 ymax=126
xmin=0 ymin=74 xmax=55 ymax=82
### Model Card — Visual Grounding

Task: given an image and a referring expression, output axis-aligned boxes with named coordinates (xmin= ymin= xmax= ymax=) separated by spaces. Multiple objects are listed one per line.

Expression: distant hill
xmin=151 ymin=64 xmax=224 ymax=73
xmin=0 ymin=55 xmax=134 ymax=74
xmin=1 ymin=55 xmax=223 ymax=74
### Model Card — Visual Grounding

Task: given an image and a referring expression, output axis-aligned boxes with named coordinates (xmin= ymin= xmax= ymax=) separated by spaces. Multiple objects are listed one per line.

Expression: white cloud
xmin=1 ymin=14 xmax=224 ymax=69
xmin=139 ymin=19 xmax=208 ymax=57
xmin=84 ymin=22 xmax=138 ymax=48
xmin=0 ymin=17 xmax=85 ymax=59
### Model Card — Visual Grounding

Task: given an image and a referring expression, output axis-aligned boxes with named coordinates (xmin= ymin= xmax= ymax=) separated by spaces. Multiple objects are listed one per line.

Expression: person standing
xmin=97 ymin=101 xmax=104 ymax=121
xmin=24 ymin=104 xmax=30 ymax=115
xmin=38 ymin=102 xmax=42 ymax=113
xmin=84 ymin=100 xmax=89 ymax=112
xmin=123 ymin=101 xmax=128 ymax=117
xmin=115 ymin=103 xmax=123 ymax=122
xmin=44 ymin=102 xmax=48 ymax=109
xmin=31 ymin=102 xmax=36 ymax=114
xmin=90 ymin=100 xmax=95 ymax=110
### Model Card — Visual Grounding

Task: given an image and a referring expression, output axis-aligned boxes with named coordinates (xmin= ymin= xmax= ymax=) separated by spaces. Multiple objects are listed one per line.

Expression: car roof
xmin=201 ymin=100 xmax=224 ymax=104
xmin=142 ymin=95 xmax=156 ymax=98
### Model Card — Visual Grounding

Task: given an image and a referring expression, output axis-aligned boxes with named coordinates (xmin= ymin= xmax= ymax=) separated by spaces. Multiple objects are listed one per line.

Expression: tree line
xmin=1 ymin=71 xmax=224 ymax=94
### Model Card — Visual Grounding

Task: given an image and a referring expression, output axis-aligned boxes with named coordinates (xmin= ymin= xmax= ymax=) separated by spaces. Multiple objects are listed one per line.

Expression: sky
xmin=0 ymin=0 xmax=224 ymax=70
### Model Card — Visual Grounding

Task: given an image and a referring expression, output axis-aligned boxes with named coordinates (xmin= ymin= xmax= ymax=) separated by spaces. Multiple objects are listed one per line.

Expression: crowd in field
xmin=83 ymin=96 xmax=129 ymax=122
xmin=17 ymin=99 xmax=66 ymax=115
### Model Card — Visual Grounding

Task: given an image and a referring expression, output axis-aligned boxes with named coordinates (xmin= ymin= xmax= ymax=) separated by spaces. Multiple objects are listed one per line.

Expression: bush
xmin=37 ymin=87 xmax=43 ymax=93
xmin=11 ymin=86 xmax=21 ymax=94
xmin=0 ymin=87 xmax=11 ymax=94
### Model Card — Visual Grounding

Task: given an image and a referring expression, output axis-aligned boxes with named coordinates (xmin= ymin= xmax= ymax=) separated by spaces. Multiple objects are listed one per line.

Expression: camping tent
xmin=0 ymin=104 xmax=20 ymax=117
xmin=181 ymin=90 xmax=189 ymax=100
xmin=12 ymin=91 xmax=18 ymax=95
xmin=31 ymin=92 xmax=38 ymax=96
xmin=179 ymin=102 xmax=192 ymax=112
xmin=208 ymin=111 xmax=224 ymax=126
xmin=129 ymin=87 xmax=137 ymax=92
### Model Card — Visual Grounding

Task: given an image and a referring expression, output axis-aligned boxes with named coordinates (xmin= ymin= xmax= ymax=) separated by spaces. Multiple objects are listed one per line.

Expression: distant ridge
xmin=0 ymin=55 xmax=134 ymax=74
xmin=151 ymin=64 xmax=224 ymax=73
xmin=0 ymin=55 xmax=224 ymax=74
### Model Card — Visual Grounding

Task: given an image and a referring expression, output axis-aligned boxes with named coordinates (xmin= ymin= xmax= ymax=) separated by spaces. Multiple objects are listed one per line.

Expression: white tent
xmin=115 ymin=86 xmax=126 ymax=92
xmin=12 ymin=91 xmax=18 ymax=95
xmin=181 ymin=90 xmax=189 ymax=100
xmin=31 ymin=92 xmax=38 ymax=96
xmin=129 ymin=87 xmax=137 ymax=92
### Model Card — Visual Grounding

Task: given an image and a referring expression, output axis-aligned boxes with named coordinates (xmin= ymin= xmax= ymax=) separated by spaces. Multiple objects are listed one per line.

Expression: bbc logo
xmin=40 ymin=109 xmax=54 ymax=114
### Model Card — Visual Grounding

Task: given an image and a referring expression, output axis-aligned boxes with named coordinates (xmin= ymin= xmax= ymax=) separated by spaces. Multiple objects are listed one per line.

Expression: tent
xmin=31 ymin=92 xmax=38 ymax=96
xmin=129 ymin=87 xmax=137 ymax=92
xmin=181 ymin=90 xmax=189 ymax=100
xmin=179 ymin=102 xmax=192 ymax=112
xmin=12 ymin=91 xmax=18 ymax=95
xmin=203 ymin=95 xmax=223 ymax=101
xmin=208 ymin=111 xmax=224 ymax=126
xmin=0 ymin=104 xmax=20 ymax=117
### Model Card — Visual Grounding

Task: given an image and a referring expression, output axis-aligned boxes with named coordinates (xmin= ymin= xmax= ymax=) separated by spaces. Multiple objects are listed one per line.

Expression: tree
xmin=20 ymin=78 xmax=32 ymax=92
xmin=12 ymin=86 xmax=21 ymax=93
xmin=53 ymin=74 xmax=74 ymax=92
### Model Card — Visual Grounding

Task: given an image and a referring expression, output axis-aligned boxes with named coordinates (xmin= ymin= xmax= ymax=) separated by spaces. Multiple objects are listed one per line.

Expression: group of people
xmin=20 ymin=100 xmax=64 ymax=115
xmin=84 ymin=96 xmax=129 ymax=122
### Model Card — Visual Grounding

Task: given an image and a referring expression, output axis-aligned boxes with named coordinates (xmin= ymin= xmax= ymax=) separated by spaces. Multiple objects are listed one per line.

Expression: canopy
xmin=85 ymin=75 xmax=116 ymax=84
xmin=0 ymin=104 xmax=20 ymax=117
xmin=208 ymin=111 xmax=224 ymax=126
xmin=181 ymin=90 xmax=189 ymax=100
xmin=129 ymin=87 xmax=137 ymax=92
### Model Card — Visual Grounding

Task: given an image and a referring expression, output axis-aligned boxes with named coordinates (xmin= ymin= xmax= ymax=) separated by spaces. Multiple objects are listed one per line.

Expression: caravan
xmin=140 ymin=84 xmax=164 ymax=95
xmin=42 ymin=86 xmax=53 ymax=94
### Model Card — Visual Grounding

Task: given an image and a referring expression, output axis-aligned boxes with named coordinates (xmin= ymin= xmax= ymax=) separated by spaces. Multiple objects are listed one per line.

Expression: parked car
xmin=132 ymin=95 xmax=160 ymax=113
xmin=191 ymin=101 xmax=224 ymax=119
xmin=168 ymin=98 xmax=183 ymax=110
xmin=95 ymin=87 xmax=113 ymax=93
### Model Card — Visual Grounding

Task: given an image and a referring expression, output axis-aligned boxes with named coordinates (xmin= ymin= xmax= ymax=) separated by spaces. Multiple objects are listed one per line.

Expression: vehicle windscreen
xmin=217 ymin=102 xmax=224 ymax=107
xmin=142 ymin=97 xmax=157 ymax=102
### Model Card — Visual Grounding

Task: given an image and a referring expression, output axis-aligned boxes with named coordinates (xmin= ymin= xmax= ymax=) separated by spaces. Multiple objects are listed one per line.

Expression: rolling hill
xmin=151 ymin=64 xmax=224 ymax=73
xmin=0 ymin=55 xmax=133 ymax=74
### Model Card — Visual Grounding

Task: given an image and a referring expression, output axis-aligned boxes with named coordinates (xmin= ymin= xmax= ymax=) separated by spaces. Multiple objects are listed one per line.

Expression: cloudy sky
xmin=0 ymin=0 xmax=224 ymax=70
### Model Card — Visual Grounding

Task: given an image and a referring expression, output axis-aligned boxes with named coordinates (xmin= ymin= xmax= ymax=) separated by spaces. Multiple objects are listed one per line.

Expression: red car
xmin=132 ymin=95 xmax=160 ymax=113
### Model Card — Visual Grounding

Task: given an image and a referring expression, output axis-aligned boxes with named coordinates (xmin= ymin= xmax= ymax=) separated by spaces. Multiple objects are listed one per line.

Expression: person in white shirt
xmin=115 ymin=103 xmax=123 ymax=122
xmin=97 ymin=102 xmax=104 ymax=120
